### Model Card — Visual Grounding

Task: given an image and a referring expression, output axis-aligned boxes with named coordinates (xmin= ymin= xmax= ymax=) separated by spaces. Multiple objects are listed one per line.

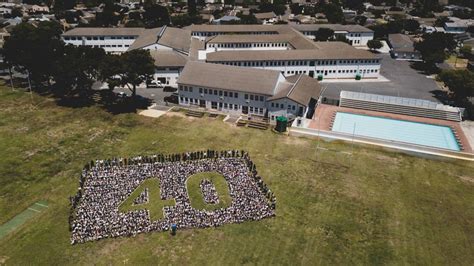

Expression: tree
xmin=434 ymin=16 xmax=449 ymax=27
xmin=342 ymin=0 xmax=363 ymax=11
xmin=10 ymin=7 xmax=23 ymax=18
xmin=460 ymin=45 xmax=472 ymax=58
xmin=290 ymin=3 xmax=303 ymax=15
xmin=143 ymin=0 xmax=170 ymax=28
xmin=52 ymin=45 xmax=106 ymax=97
xmin=100 ymin=50 xmax=155 ymax=96
xmin=354 ymin=15 xmax=367 ymax=26
xmin=403 ymin=19 xmax=420 ymax=32
xmin=315 ymin=28 xmax=334 ymax=42
xmin=235 ymin=13 xmax=258 ymax=24
xmin=367 ymin=40 xmax=383 ymax=51
xmin=3 ymin=21 xmax=63 ymax=86
xmin=171 ymin=14 xmax=202 ymax=27
xmin=414 ymin=32 xmax=456 ymax=67
xmin=322 ymin=3 xmax=344 ymax=23
xmin=438 ymin=70 xmax=474 ymax=105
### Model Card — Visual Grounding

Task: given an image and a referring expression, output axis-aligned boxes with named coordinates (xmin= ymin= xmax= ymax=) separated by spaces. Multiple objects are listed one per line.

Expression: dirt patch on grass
xmin=282 ymin=136 xmax=308 ymax=146
xmin=0 ymin=256 xmax=9 ymax=265
xmin=164 ymin=112 xmax=187 ymax=119
xmin=458 ymin=175 xmax=474 ymax=184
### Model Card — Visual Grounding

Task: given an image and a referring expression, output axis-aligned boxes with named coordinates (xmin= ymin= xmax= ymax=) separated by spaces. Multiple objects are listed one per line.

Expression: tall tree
xmin=315 ymin=28 xmax=334 ymax=41
xmin=438 ymin=70 xmax=474 ymax=105
xmin=143 ymin=0 xmax=170 ymax=28
xmin=100 ymin=50 xmax=155 ymax=96
xmin=52 ymin=45 xmax=106 ymax=97
xmin=367 ymin=40 xmax=383 ymax=51
xmin=3 ymin=21 xmax=63 ymax=86
xmin=414 ymin=32 xmax=456 ymax=67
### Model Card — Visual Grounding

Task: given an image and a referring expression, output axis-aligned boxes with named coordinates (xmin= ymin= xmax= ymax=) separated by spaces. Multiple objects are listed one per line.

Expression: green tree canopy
xmin=438 ymin=70 xmax=474 ymax=104
xmin=100 ymin=50 xmax=155 ymax=96
xmin=52 ymin=45 xmax=106 ymax=96
xmin=414 ymin=32 xmax=456 ymax=67
xmin=315 ymin=28 xmax=334 ymax=41
xmin=367 ymin=39 xmax=383 ymax=50
xmin=143 ymin=0 xmax=170 ymax=28
xmin=3 ymin=21 xmax=63 ymax=85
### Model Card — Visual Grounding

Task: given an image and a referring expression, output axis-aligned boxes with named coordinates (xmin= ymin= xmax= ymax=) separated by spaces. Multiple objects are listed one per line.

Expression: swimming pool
xmin=331 ymin=112 xmax=460 ymax=151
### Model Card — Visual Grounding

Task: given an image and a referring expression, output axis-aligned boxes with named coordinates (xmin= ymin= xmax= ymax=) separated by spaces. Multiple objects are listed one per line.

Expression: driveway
xmin=321 ymin=54 xmax=442 ymax=102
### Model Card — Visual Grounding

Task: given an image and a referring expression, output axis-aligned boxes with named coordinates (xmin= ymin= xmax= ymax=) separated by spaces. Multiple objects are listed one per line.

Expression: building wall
xmin=390 ymin=50 xmax=422 ymax=61
xmin=153 ymin=68 xmax=182 ymax=88
xmin=208 ymin=59 xmax=381 ymax=79
xmin=191 ymin=31 xmax=279 ymax=40
xmin=267 ymin=99 xmax=304 ymax=122
xmin=62 ymin=35 xmax=138 ymax=53
xmin=205 ymin=42 xmax=289 ymax=51
xmin=299 ymin=31 xmax=374 ymax=46
xmin=177 ymin=84 xmax=268 ymax=116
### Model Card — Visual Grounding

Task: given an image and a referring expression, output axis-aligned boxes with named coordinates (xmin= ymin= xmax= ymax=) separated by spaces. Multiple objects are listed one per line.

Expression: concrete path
xmin=0 ymin=201 xmax=48 ymax=240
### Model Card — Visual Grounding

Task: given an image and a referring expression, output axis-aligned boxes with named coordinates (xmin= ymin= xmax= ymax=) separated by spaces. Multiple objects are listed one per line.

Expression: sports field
xmin=0 ymin=86 xmax=473 ymax=264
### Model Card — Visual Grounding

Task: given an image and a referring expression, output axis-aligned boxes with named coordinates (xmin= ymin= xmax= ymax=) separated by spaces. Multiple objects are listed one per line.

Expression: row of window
xmin=179 ymin=97 xmax=265 ymax=115
xmin=84 ymin=44 xmax=130 ymax=48
xmin=64 ymin=36 xmax=136 ymax=41
xmin=209 ymin=42 xmax=287 ymax=48
xmin=217 ymin=59 xmax=379 ymax=67
xmin=315 ymin=69 xmax=378 ymax=75
xmin=192 ymin=31 xmax=277 ymax=37
xmin=270 ymin=102 xmax=297 ymax=111
xmin=180 ymin=85 xmax=266 ymax=102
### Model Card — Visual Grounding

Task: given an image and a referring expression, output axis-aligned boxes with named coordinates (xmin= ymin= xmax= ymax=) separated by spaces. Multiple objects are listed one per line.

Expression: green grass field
xmin=187 ymin=172 xmax=232 ymax=211
xmin=0 ymin=86 xmax=473 ymax=265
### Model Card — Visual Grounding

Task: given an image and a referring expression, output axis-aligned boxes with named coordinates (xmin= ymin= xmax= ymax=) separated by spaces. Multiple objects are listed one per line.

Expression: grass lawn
xmin=446 ymin=55 xmax=468 ymax=69
xmin=118 ymin=178 xmax=175 ymax=221
xmin=0 ymin=86 xmax=473 ymax=264
xmin=186 ymin=172 xmax=232 ymax=211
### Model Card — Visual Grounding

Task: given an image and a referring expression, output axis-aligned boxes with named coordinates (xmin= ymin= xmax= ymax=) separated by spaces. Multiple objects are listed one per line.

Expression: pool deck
xmin=309 ymin=104 xmax=472 ymax=153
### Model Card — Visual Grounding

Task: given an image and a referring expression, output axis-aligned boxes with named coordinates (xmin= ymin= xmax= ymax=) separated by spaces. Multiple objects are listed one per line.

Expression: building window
xmin=250 ymin=95 xmax=254 ymax=100
xmin=234 ymin=93 xmax=238 ymax=98
xmin=199 ymin=88 xmax=203 ymax=93
xmin=245 ymin=94 xmax=248 ymax=100
xmin=224 ymin=91 xmax=228 ymax=97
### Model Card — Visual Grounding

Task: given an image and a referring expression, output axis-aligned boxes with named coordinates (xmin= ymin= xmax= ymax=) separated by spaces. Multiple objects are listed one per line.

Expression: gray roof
xmin=388 ymin=34 xmax=417 ymax=53
xmin=184 ymin=24 xmax=284 ymax=33
xmin=62 ymin=27 xmax=145 ymax=36
xmin=268 ymin=74 xmax=321 ymax=105
xmin=291 ymin=24 xmax=373 ymax=33
xmin=340 ymin=91 xmax=461 ymax=113
xmin=150 ymin=50 xmax=188 ymax=67
xmin=206 ymin=42 xmax=378 ymax=61
xmin=128 ymin=26 xmax=191 ymax=52
xmin=254 ymin=12 xmax=276 ymax=20
xmin=177 ymin=61 xmax=282 ymax=95
xmin=128 ymin=27 xmax=162 ymax=50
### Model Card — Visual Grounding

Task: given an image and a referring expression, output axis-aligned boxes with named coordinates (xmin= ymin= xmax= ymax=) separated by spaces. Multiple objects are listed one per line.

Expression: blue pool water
xmin=331 ymin=112 xmax=460 ymax=151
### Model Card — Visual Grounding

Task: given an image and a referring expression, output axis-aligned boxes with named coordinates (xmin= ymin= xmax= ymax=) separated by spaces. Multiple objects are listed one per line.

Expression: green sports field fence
xmin=0 ymin=201 xmax=48 ymax=240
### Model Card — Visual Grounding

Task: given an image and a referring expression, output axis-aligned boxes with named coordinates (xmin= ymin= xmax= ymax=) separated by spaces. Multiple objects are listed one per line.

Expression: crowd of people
xmin=200 ymin=180 xmax=219 ymax=204
xmin=133 ymin=188 xmax=149 ymax=205
xmin=70 ymin=150 xmax=276 ymax=244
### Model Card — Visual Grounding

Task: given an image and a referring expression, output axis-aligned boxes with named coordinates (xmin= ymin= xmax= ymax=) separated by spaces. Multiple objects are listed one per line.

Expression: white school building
xmin=177 ymin=61 xmax=321 ymax=122
xmin=61 ymin=24 xmax=382 ymax=87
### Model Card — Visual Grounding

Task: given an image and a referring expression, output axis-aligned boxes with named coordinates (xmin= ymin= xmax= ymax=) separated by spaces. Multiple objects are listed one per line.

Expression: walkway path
xmin=0 ymin=201 xmax=48 ymax=240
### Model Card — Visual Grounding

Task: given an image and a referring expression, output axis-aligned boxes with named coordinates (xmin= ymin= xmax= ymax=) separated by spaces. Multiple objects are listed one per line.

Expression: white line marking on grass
xmin=28 ymin=207 xmax=41 ymax=213
xmin=34 ymin=202 xmax=48 ymax=208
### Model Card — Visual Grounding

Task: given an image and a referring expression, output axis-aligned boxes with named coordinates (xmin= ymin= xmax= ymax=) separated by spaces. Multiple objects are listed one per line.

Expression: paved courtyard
xmin=322 ymin=54 xmax=443 ymax=102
